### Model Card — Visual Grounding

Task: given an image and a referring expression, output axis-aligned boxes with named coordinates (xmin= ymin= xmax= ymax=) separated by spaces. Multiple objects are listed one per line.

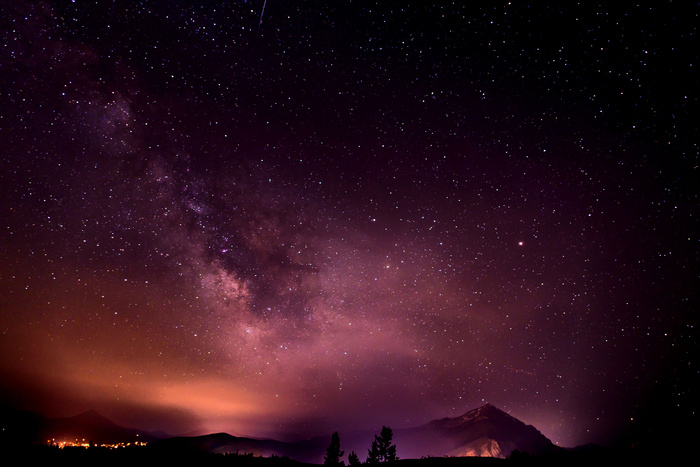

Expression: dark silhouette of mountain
xmin=393 ymin=403 xmax=560 ymax=459
xmin=0 ymin=406 xmax=164 ymax=446
xmin=146 ymin=431 xmax=326 ymax=463
xmin=0 ymin=403 xmax=670 ymax=466
xmin=2 ymin=403 xmax=559 ymax=462
xmin=147 ymin=404 xmax=558 ymax=462
xmin=41 ymin=409 xmax=161 ymax=444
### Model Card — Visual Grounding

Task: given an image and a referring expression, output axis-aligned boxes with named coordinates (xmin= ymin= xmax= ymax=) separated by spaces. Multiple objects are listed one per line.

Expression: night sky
xmin=1 ymin=1 xmax=697 ymax=449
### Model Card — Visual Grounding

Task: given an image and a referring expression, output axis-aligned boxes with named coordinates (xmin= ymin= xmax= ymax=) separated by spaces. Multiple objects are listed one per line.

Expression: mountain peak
xmin=450 ymin=403 xmax=512 ymax=425
xmin=64 ymin=409 xmax=117 ymax=426
xmin=76 ymin=409 xmax=104 ymax=418
xmin=421 ymin=403 xmax=558 ymax=458
xmin=475 ymin=402 xmax=499 ymax=414
xmin=42 ymin=409 xmax=158 ymax=444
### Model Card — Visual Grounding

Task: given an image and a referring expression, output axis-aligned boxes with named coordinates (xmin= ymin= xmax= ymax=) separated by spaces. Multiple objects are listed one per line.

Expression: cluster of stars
xmin=0 ymin=0 xmax=696 ymax=450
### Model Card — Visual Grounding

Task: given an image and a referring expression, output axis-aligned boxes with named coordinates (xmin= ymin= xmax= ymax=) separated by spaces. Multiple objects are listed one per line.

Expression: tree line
xmin=324 ymin=426 xmax=397 ymax=466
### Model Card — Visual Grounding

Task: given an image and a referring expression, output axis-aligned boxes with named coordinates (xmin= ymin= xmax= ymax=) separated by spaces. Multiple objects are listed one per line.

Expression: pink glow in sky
xmin=0 ymin=1 xmax=696 ymax=450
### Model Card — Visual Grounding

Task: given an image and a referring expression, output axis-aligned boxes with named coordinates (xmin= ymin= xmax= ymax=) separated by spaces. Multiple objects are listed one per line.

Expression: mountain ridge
xmin=43 ymin=409 xmax=162 ymax=444
xmin=0 ymin=406 xmax=163 ymax=445
xmin=1 ymin=403 xmax=559 ymax=461
xmin=390 ymin=403 xmax=559 ymax=460
xmin=145 ymin=403 xmax=560 ymax=462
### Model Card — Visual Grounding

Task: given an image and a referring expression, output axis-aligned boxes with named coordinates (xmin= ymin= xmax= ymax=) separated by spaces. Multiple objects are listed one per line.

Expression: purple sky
xmin=0 ymin=1 xmax=696 ymax=449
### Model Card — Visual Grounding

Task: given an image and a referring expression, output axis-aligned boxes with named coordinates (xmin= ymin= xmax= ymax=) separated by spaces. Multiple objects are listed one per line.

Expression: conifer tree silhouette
xmin=348 ymin=450 xmax=361 ymax=466
xmin=324 ymin=431 xmax=344 ymax=465
xmin=366 ymin=426 xmax=397 ymax=463
xmin=367 ymin=438 xmax=380 ymax=464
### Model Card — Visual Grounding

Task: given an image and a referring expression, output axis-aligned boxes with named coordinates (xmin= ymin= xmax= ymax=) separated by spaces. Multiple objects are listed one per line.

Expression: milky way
xmin=0 ymin=1 xmax=697 ymax=448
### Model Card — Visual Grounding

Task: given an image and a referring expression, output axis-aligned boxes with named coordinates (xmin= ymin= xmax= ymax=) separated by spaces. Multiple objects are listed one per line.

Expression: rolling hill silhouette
xmin=145 ymin=404 xmax=559 ymax=462
xmin=41 ymin=409 xmax=161 ymax=445
xmin=0 ymin=406 xmax=161 ymax=446
xmin=2 ymin=403 xmax=560 ymax=462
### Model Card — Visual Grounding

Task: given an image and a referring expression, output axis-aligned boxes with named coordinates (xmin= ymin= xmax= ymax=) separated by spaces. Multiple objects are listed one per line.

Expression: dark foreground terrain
xmin=0 ymin=441 xmax=667 ymax=467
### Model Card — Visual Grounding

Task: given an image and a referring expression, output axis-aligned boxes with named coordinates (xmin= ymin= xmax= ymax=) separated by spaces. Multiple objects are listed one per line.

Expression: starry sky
xmin=0 ymin=0 xmax=697 ymax=449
